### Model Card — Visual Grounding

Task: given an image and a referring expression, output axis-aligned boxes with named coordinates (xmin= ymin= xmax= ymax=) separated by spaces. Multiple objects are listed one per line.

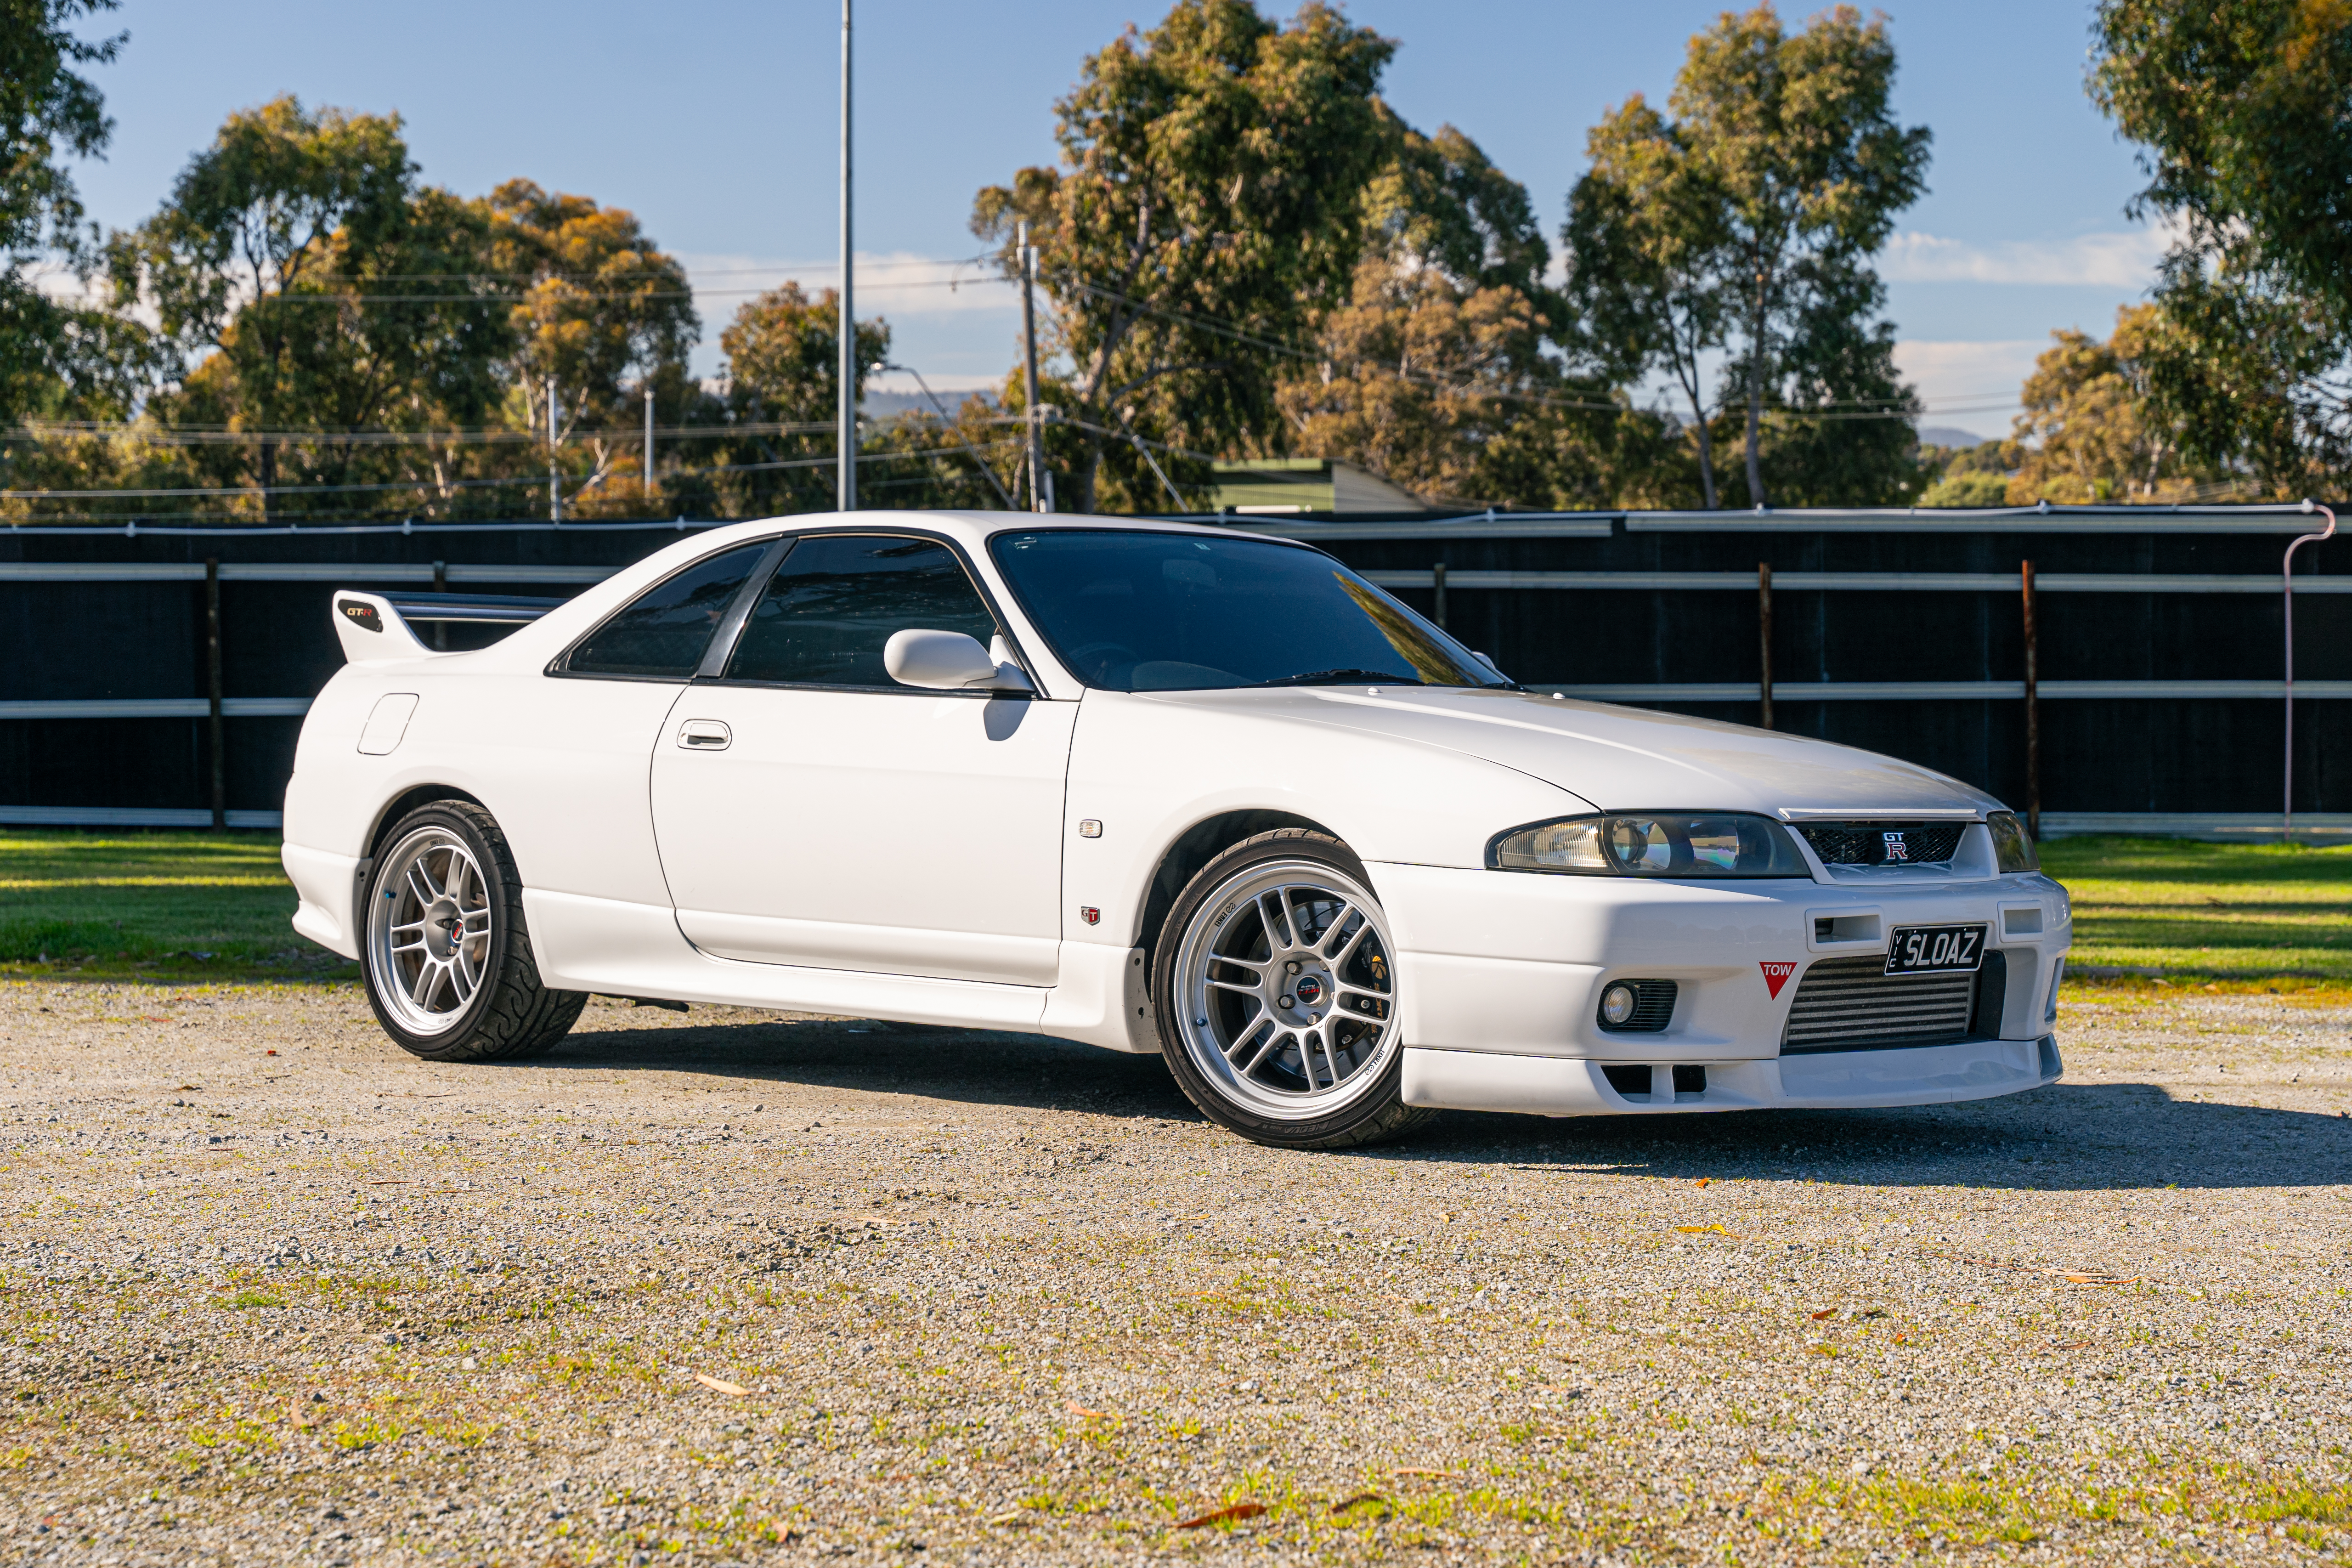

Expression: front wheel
xmin=361 ymin=801 xmax=584 ymax=1062
xmin=1153 ymin=829 xmax=1430 ymax=1150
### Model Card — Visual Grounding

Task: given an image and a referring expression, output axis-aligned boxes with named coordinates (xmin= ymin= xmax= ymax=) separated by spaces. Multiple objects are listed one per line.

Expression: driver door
xmin=649 ymin=532 xmax=1074 ymax=987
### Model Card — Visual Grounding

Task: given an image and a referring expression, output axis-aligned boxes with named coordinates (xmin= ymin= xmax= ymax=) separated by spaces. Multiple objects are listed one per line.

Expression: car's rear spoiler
xmin=331 ymin=589 xmax=565 ymax=663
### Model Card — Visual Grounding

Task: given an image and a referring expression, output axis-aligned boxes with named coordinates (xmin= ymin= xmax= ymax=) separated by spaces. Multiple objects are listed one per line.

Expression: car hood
xmin=1139 ymin=686 xmax=2001 ymax=817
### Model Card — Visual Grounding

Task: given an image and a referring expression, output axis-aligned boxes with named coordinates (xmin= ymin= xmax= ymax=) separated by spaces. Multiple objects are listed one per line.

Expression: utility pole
xmin=546 ymin=376 xmax=561 ymax=523
xmin=643 ymin=386 xmax=656 ymax=498
xmin=1019 ymin=221 xmax=1048 ymax=512
xmin=837 ymin=0 xmax=857 ymax=513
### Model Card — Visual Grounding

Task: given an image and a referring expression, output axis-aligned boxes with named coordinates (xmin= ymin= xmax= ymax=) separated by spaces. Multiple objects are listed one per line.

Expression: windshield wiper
xmin=1245 ymin=668 xmax=1422 ymax=688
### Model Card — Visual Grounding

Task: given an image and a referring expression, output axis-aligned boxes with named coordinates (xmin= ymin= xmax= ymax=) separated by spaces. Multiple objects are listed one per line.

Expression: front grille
xmin=1781 ymin=955 xmax=1977 ymax=1052
xmin=1797 ymin=821 xmax=1966 ymax=866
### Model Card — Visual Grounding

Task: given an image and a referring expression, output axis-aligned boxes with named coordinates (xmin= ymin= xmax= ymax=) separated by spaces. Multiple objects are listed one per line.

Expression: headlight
xmin=1987 ymin=811 xmax=2040 ymax=873
xmin=1487 ymin=812 xmax=1809 ymax=878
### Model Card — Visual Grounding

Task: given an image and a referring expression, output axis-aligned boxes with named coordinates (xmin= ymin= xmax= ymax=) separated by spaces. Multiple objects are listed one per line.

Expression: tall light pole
xmin=1018 ymin=221 xmax=1047 ymax=512
xmin=836 ymin=0 xmax=856 ymax=513
xmin=546 ymin=376 xmax=561 ymax=523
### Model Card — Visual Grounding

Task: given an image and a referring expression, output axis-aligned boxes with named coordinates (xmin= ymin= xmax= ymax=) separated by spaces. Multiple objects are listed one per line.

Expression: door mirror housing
xmin=884 ymin=628 xmax=1032 ymax=692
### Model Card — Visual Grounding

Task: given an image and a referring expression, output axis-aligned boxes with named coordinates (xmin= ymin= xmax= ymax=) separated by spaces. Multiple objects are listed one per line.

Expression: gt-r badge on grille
xmin=1760 ymin=960 xmax=1797 ymax=998
xmin=1883 ymin=830 xmax=1909 ymax=860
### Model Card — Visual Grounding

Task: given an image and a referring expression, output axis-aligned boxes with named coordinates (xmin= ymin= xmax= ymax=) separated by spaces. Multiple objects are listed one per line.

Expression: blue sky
xmin=63 ymin=1 xmax=2160 ymax=441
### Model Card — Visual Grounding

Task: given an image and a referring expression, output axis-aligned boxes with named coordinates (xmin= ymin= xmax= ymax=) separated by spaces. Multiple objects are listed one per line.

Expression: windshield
xmin=989 ymin=529 xmax=1507 ymax=692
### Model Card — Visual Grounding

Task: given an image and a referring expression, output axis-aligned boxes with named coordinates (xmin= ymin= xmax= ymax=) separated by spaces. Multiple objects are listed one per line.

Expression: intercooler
xmin=1780 ymin=951 xmax=2006 ymax=1053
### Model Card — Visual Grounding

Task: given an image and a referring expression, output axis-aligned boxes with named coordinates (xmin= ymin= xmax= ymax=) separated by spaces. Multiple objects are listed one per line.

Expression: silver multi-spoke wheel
xmin=1171 ymin=858 xmax=1400 ymax=1121
xmin=367 ymin=826 xmax=494 ymax=1036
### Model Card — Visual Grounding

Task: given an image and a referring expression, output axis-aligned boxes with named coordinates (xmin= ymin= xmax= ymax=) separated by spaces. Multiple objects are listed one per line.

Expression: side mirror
xmin=884 ymin=628 xmax=1032 ymax=692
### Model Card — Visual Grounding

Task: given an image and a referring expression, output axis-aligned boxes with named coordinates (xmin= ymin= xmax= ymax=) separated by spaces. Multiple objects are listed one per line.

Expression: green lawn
xmin=0 ymin=829 xmax=349 ymax=981
xmin=2039 ymin=835 xmax=2352 ymax=992
xmin=2 ymin=828 xmax=2347 ymax=992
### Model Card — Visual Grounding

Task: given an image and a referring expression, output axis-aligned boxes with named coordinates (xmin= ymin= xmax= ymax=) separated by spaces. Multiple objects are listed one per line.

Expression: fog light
xmin=1600 ymin=982 xmax=1638 ymax=1026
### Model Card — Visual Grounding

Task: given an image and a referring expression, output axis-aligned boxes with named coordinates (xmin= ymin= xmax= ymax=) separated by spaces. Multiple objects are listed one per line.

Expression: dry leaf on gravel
xmin=1676 ymin=1224 xmax=1730 ymax=1234
xmin=1391 ymin=1468 xmax=1461 ymax=1479
xmin=1175 ymin=1502 xmax=1265 ymax=1529
xmin=1809 ymin=1308 xmax=1838 ymax=1320
xmin=1693 ymin=1177 xmax=1709 ymax=1188
xmin=1331 ymin=1492 xmax=1386 ymax=1513
xmin=693 ymin=1375 xmax=749 ymax=1397
xmin=1064 ymin=1402 xmax=1112 ymax=1420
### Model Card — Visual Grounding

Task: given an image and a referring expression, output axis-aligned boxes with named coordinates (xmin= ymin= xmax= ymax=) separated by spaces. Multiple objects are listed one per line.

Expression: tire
xmin=359 ymin=801 xmax=585 ymax=1063
xmin=1153 ymin=828 xmax=1432 ymax=1150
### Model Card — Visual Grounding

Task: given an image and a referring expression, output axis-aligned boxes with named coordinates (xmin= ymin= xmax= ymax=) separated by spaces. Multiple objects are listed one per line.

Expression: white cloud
xmin=1890 ymin=338 xmax=2049 ymax=440
xmin=1878 ymin=227 xmax=2171 ymax=288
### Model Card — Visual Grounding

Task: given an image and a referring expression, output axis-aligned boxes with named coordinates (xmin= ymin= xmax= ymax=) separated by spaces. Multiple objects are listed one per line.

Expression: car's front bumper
xmin=1371 ymin=859 xmax=2069 ymax=1115
xmin=1401 ymin=1034 xmax=2062 ymax=1116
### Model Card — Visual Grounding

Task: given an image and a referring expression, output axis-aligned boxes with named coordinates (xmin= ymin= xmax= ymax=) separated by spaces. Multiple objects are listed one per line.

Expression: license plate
xmin=1884 ymin=923 xmax=1985 ymax=975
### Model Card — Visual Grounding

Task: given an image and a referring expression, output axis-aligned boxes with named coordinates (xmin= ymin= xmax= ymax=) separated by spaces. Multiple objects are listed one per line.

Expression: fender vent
xmin=1781 ymin=955 xmax=1977 ymax=1053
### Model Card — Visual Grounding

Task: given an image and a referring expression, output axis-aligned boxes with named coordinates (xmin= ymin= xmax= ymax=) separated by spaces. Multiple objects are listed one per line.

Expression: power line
xmin=0 ymin=439 xmax=1023 ymax=500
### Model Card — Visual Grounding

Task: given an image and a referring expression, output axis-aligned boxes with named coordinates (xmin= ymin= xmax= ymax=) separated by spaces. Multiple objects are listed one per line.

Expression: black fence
xmin=1 ymin=505 xmax=2343 ymax=838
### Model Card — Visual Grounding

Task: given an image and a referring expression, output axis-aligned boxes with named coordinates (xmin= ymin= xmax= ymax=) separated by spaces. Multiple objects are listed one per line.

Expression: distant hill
xmin=1917 ymin=424 xmax=2001 ymax=450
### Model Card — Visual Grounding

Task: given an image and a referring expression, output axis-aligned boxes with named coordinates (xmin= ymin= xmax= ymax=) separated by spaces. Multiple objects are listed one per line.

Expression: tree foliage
xmin=1563 ymin=3 xmax=1929 ymax=508
xmin=6 ymin=0 xmax=1986 ymax=522
xmin=0 ymin=0 xmax=127 ymax=426
xmin=971 ymin=0 xmax=1396 ymax=513
xmin=2092 ymin=0 xmax=2352 ymax=493
xmin=2002 ymin=304 xmax=2212 ymax=504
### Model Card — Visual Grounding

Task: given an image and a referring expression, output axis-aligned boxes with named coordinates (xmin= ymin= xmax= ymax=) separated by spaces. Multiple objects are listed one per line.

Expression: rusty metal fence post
xmin=1432 ymin=561 xmax=1448 ymax=629
xmin=1757 ymin=562 xmax=1773 ymax=730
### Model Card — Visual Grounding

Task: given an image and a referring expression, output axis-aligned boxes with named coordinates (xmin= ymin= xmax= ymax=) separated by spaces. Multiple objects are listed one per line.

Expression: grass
xmin=0 ymin=829 xmax=351 ymax=982
xmin=2039 ymin=835 xmax=2352 ymax=995
xmin=2 ymin=828 xmax=2347 ymax=994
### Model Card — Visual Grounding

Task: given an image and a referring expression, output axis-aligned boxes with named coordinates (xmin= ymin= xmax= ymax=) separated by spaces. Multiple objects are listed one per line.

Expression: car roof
xmin=698 ymin=510 xmax=1284 ymax=551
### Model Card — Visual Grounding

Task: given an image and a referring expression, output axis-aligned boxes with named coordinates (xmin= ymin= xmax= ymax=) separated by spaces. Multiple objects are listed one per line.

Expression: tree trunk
xmin=1690 ymin=396 xmax=1718 ymax=509
xmin=1070 ymin=432 xmax=1103 ymax=515
xmin=1744 ymin=280 xmax=1769 ymax=509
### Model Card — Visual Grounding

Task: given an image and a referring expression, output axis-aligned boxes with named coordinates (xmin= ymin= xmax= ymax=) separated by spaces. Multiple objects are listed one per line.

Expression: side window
xmin=725 ymin=535 xmax=998 ymax=689
xmin=563 ymin=542 xmax=772 ymax=678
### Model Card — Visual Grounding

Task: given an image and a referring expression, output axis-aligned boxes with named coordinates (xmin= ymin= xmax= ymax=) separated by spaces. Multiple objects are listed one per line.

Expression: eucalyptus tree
xmin=1564 ymin=5 xmax=1929 ymax=508
xmin=0 ymin=0 xmax=129 ymax=426
xmin=2092 ymin=0 xmax=2352 ymax=492
xmin=107 ymin=96 xmax=515 ymax=515
xmin=971 ymin=0 xmax=1395 ymax=513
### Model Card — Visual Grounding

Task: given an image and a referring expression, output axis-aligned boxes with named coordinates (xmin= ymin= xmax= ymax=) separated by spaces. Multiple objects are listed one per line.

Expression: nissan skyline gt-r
xmin=282 ymin=513 xmax=2070 ymax=1150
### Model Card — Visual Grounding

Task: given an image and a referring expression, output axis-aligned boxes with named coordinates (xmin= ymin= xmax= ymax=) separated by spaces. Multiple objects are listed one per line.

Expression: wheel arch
xmin=353 ymin=785 xmax=490 ymax=941
xmin=1134 ymin=808 xmax=1340 ymax=981
xmin=366 ymin=784 xmax=489 ymax=858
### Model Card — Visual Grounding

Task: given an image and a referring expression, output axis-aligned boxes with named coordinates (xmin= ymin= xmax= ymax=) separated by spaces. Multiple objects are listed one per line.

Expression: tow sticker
xmin=1760 ymin=960 xmax=1797 ymax=999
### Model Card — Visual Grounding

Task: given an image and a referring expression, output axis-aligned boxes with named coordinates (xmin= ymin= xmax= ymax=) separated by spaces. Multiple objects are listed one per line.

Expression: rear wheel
xmin=1153 ymin=829 xmax=1430 ymax=1150
xmin=361 ymin=801 xmax=584 ymax=1062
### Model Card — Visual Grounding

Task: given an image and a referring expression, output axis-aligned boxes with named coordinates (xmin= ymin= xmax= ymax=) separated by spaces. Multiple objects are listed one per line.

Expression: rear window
xmin=564 ymin=542 xmax=772 ymax=678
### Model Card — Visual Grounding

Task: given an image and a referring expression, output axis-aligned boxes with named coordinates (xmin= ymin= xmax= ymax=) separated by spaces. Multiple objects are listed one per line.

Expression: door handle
xmin=677 ymin=719 xmax=731 ymax=750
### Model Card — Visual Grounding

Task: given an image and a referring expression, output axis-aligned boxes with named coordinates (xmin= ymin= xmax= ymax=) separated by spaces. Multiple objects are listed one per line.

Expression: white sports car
xmin=283 ymin=513 xmax=2069 ymax=1149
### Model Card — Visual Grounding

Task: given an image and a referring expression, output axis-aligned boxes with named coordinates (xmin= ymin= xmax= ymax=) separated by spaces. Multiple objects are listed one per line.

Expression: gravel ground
xmin=0 ymin=979 xmax=2347 ymax=1567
